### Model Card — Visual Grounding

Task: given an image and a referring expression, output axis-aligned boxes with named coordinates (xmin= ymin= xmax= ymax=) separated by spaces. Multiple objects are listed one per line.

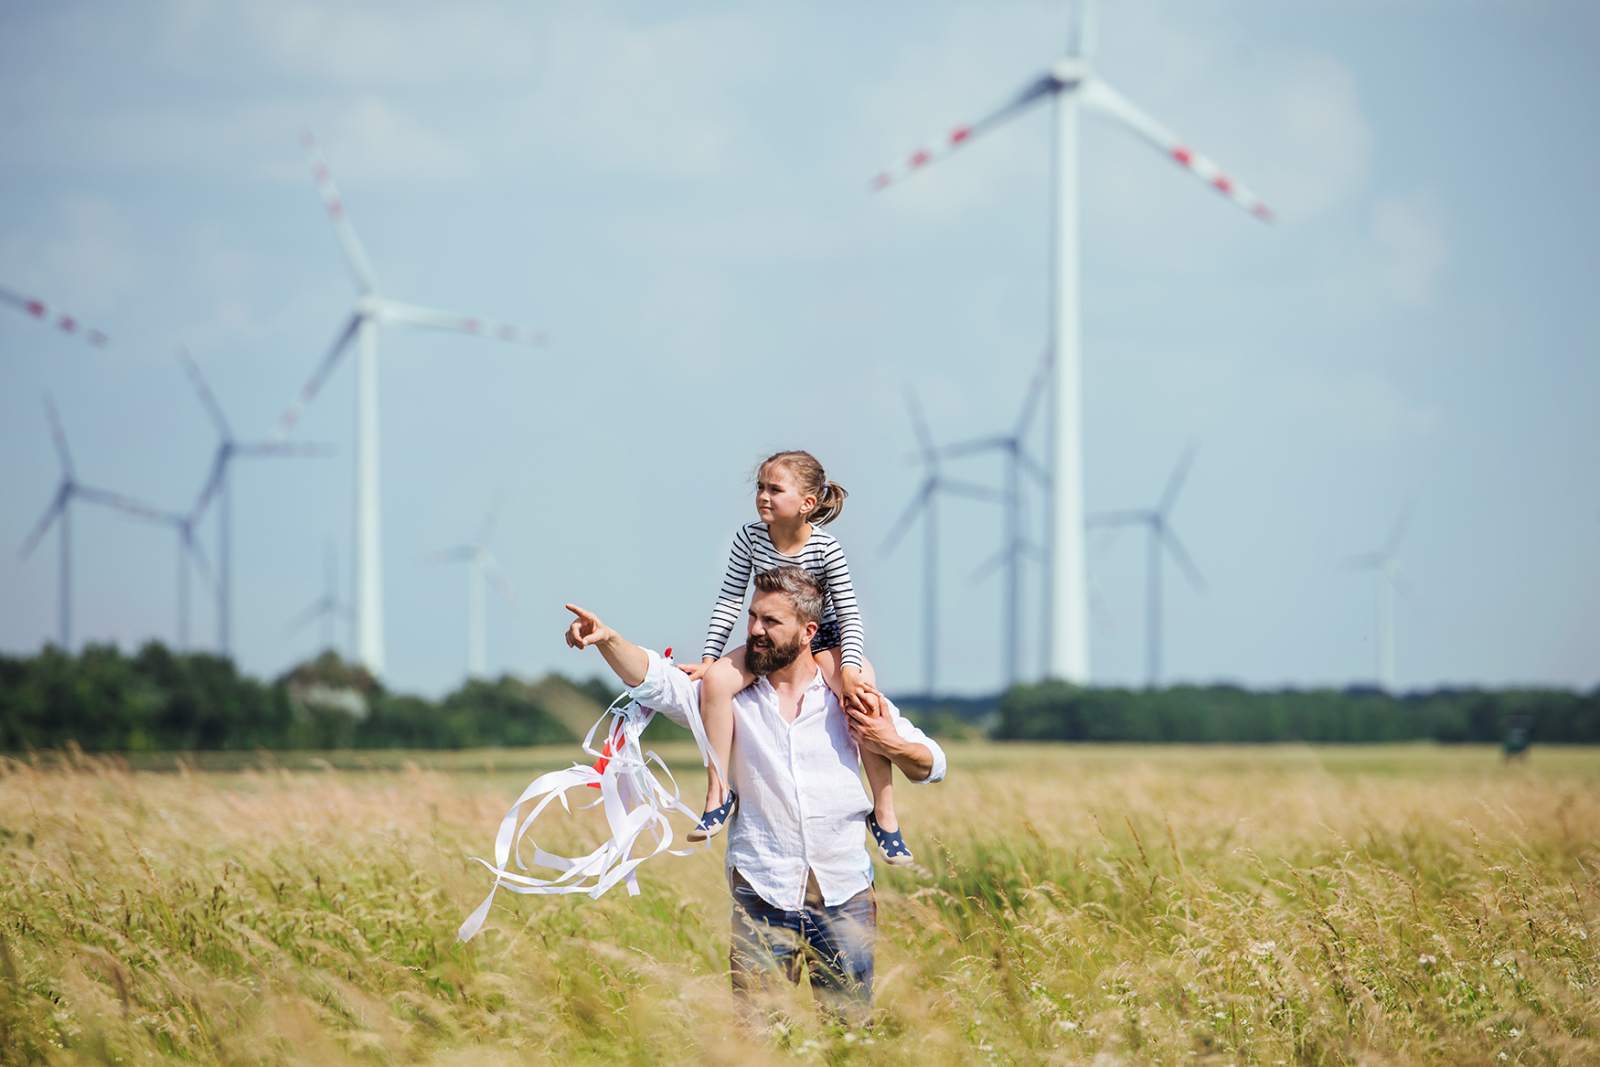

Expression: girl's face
xmin=755 ymin=464 xmax=815 ymax=527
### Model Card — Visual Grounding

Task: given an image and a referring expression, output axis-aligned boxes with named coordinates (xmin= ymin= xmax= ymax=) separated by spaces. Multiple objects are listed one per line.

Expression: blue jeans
xmin=728 ymin=868 xmax=876 ymax=1022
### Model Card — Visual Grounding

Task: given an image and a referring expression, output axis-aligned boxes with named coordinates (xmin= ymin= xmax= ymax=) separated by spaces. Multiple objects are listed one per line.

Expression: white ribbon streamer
xmin=457 ymin=661 xmax=726 ymax=943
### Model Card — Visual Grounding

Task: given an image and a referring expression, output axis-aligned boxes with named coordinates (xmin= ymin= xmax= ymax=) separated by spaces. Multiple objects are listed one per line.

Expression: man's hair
xmin=752 ymin=566 xmax=825 ymax=626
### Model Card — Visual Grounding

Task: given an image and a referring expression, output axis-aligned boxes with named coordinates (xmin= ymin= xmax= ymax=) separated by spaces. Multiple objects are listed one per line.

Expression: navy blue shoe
xmin=867 ymin=813 xmax=914 ymax=866
xmin=688 ymin=791 xmax=737 ymax=842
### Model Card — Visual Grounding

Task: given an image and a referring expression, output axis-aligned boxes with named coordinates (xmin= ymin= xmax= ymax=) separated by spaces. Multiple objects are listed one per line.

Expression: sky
xmin=1 ymin=0 xmax=1596 ymax=698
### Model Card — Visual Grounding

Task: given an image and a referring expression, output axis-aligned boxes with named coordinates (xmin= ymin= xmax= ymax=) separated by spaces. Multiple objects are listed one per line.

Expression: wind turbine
xmin=934 ymin=352 xmax=1050 ymax=689
xmin=423 ymin=496 xmax=517 ymax=680
xmin=1 ymin=285 xmax=109 ymax=346
xmin=268 ymin=132 xmax=546 ymax=679
xmin=19 ymin=395 xmax=171 ymax=649
xmin=1338 ymin=499 xmax=1417 ymax=691
xmin=178 ymin=349 xmax=329 ymax=658
xmin=284 ymin=540 xmax=351 ymax=656
xmin=1087 ymin=444 xmax=1206 ymax=688
xmin=882 ymin=391 xmax=1004 ymax=697
xmin=871 ymin=1 xmax=1272 ymax=683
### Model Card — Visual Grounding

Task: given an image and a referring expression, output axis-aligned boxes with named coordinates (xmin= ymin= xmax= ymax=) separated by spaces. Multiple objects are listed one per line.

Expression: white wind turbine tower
xmin=424 ymin=496 xmax=517 ymax=680
xmin=871 ymin=1 xmax=1273 ymax=682
xmin=1338 ymin=499 xmax=1418 ymax=691
xmin=269 ymin=133 xmax=546 ymax=678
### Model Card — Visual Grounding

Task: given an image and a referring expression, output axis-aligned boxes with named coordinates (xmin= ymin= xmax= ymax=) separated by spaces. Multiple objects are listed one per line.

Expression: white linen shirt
xmin=627 ymin=649 xmax=947 ymax=910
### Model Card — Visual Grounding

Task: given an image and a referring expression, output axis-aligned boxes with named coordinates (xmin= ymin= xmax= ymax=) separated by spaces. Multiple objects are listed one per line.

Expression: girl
xmin=680 ymin=450 xmax=912 ymax=865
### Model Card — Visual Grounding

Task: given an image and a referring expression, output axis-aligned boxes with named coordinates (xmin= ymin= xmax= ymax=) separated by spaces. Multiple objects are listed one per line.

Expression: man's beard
xmin=745 ymin=633 xmax=804 ymax=677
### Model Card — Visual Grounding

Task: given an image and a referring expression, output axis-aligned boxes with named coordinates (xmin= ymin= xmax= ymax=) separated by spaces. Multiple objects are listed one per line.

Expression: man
xmin=564 ymin=565 xmax=946 ymax=1019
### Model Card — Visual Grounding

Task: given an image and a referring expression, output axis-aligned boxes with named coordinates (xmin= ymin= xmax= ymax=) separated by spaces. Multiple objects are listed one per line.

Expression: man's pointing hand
xmin=564 ymin=603 xmax=650 ymax=688
xmin=564 ymin=604 xmax=613 ymax=650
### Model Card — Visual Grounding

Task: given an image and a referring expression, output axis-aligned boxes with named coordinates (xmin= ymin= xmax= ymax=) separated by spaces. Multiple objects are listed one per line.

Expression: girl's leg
xmin=815 ymin=651 xmax=900 ymax=833
xmin=699 ymin=647 xmax=756 ymax=813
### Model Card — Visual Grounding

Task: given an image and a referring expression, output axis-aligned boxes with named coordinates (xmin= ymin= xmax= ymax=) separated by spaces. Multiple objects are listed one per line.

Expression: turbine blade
xmin=935 ymin=436 xmax=1010 ymax=461
xmin=380 ymin=299 xmax=547 ymax=346
xmin=938 ymin=478 xmax=1006 ymax=503
xmin=1018 ymin=450 xmax=1049 ymax=488
xmin=1385 ymin=495 xmax=1418 ymax=556
xmin=880 ymin=480 xmax=935 ymax=555
xmin=1161 ymin=527 xmax=1207 ymax=591
xmin=1014 ymin=348 xmax=1050 ymax=437
xmin=420 ymin=546 xmax=475 ymax=566
xmin=184 ymin=530 xmax=217 ymax=595
xmin=0 ymin=285 xmax=110 ymax=346
xmin=1155 ymin=441 xmax=1199 ymax=517
xmin=301 ymin=131 xmax=380 ymax=294
xmin=1390 ymin=565 xmax=1422 ymax=611
xmin=968 ymin=546 xmax=1012 ymax=585
xmin=481 ymin=552 xmax=519 ymax=607
xmin=869 ymin=72 xmax=1059 ymax=191
xmin=283 ymin=599 xmax=329 ymax=636
xmin=904 ymin=387 xmax=936 ymax=458
xmin=235 ymin=442 xmax=335 ymax=457
xmin=1067 ymin=0 xmax=1099 ymax=61
xmin=478 ymin=486 xmax=506 ymax=546
xmin=76 ymin=487 xmax=178 ymax=526
xmin=42 ymin=393 xmax=74 ymax=478
xmin=1087 ymin=509 xmax=1151 ymax=528
xmin=19 ymin=490 xmax=67 ymax=560
xmin=188 ymin=453 xmax=229 ymax=525
xmin=1082 ymin=79 xmax=1274 ymax=222
xmin=176 ymin=347 xmax=233 ymax=441
xmin=266 ymin=313 xmax=361 ymax=445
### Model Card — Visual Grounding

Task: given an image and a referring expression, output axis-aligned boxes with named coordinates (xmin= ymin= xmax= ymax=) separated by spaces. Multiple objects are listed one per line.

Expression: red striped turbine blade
xmin=1082 ymin=80 xmax=1273 ymax=222
xmin=869 ymin=73 xmax=1058 ymax=192
xmin=1 ymin=286 xmax=110 ymax=346
xmin=300 ymin=132 xmax=381 ymax=294
xmin=380 ymin=299 xmax=547 ymax=346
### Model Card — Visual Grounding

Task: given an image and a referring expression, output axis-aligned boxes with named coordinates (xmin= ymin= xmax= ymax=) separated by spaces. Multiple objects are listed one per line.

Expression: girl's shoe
xmin=687 ymin=791 xmax=737 ymax=842
xmin=867 ymin=813 xmax=914 ymax=866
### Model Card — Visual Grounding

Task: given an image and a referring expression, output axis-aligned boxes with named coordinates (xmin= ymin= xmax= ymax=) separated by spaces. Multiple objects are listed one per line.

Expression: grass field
xmin=1 ymin=742 xmax=1596 ymax=1065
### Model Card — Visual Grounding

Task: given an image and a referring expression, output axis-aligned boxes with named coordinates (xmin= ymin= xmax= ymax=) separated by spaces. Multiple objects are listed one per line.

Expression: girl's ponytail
xmin=812 ymin=476 xmax=849 ymax=526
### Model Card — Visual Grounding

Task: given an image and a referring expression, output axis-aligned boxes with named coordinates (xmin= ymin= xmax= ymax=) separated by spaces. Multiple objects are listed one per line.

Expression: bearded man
xmin=564 ymin=565 xmax=946 ymax=1019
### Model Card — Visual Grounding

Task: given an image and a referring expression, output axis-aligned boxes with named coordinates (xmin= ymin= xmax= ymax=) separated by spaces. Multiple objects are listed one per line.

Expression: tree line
xmin=991 ymin=680 xmax=1600 ymax=745
xmin=0 ymin=643 xmax=626 ymax=753
xmin=1 ymin=643 xmax=1595 ymax=753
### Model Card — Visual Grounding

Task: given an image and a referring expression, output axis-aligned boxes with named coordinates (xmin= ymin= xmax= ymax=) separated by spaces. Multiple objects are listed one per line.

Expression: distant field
xmin=2 ymin=743 xmax=1595 ymax=1065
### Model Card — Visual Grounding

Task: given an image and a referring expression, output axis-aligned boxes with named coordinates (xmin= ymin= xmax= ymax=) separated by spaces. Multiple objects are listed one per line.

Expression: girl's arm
xmin=701 ymin=525 xmax=756 ymax=663
xmin=820 ymin=538 xmax=865 ymax=670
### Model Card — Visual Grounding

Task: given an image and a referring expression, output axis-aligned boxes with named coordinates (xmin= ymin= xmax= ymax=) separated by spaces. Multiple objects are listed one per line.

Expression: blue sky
xmin=1 ymin=0 xmax=1595 ymax=697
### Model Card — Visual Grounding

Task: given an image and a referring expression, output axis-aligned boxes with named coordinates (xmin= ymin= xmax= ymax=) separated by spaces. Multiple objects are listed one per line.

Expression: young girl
xmin=680 ymin=450 xmax=912 ymax=865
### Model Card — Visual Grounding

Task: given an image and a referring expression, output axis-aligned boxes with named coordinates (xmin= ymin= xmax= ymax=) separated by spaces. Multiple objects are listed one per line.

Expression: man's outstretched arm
xmin=565 ymin=603 xmax=650 ymax=688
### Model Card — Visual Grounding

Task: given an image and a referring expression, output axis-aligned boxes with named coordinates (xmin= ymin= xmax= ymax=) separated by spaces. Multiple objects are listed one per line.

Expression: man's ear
xmin=803 ymin=619 xmax=819 ymax=644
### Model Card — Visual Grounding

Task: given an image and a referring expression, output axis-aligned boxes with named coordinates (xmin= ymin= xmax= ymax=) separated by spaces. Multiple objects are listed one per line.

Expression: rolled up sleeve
xmin=885 ymin=702 xmax=947 ymax=784
xmin=625 ymin=650 xmax=699 ymax=730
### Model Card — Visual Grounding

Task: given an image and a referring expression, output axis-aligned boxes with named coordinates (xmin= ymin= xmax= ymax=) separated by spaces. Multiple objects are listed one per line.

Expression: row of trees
xmin=992 ymin=681 xmax=1600 ymax=744
xmin=0 ymin=643 xmax=624 ymax=753
xmin=2 ymin=643 xmax=1596 ymax=752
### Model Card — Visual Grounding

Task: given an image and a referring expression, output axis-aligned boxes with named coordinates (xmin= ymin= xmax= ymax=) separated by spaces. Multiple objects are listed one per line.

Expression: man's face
xmin=745 ymin=590 xmax=814 ymax=676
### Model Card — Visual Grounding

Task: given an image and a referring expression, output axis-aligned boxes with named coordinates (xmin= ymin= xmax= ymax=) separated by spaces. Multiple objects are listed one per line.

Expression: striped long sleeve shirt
xmin=701 ymin=522 xmax=865 ymax=669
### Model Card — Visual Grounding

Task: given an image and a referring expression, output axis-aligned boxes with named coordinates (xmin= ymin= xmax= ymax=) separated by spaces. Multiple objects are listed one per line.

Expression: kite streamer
xmin=457 ymin=654 xmax=724 ymax=943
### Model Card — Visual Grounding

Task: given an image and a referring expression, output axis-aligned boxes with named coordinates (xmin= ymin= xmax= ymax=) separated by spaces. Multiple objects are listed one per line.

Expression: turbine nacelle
xmin=1049 ymin=58 xmax=1090 ymax=90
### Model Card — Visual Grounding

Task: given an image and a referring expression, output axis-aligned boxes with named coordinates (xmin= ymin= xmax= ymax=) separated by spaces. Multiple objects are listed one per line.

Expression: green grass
xmin=1 ymin=743 xmax=1596 ymax=1064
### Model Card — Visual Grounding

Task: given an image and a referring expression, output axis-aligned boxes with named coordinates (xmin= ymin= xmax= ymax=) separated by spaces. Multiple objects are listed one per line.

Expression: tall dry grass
xmin=0 ymin=743 xmax=1595 ymax=1065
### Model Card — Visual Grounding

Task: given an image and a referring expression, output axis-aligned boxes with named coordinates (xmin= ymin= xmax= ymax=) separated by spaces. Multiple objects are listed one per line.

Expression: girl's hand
xmin=677 ymin=656 xmax=717 ymax=681
xmin=838 ymin=664 xmax=867 ymax=711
